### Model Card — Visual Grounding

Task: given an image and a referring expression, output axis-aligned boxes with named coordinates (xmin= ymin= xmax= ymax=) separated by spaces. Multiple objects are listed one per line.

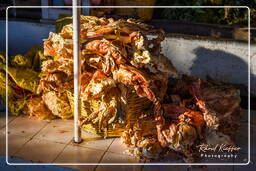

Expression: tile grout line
xmin=71 ymin=140 xmax=113 ymax=152
xmin=93 ymin=138 xmax=115 ymax=171
xmin=0 ymin=114 xmax=19 ymax=129
xmin=52 ymin=137 xmax=114 ymax=164
xmin=30 ymin=119 xmax=72 ymax=163
xmin=33 ymin=136 xmax=74 ymax=146
xmin=12 ymin=119 xmax=51 ymax=157
xmin=51 ymin=139 xmax=72 ymax=163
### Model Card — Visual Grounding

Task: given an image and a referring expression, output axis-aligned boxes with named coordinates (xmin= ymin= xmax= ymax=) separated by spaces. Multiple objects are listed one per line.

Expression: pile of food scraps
xmin=0 ymin=16 xmax=242 ymax=162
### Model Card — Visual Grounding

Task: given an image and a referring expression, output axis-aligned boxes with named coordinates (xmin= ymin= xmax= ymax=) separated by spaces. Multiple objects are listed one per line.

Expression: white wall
xmin=161 ymin=37 xmax=256 ymax=95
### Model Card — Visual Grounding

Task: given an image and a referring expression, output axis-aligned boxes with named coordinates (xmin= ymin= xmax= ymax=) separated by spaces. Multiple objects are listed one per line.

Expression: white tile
xmin=0 ymin=127 xmax=30 ymax=156
xmin=14 ymin=138 xmax=66 ymax=163
xmin=100 ymin=151 xmax=139 ymax=163
xmin=0 ymin=127 xmax=6 ymax=135
xmin=6 ymin=135 xmax=30 ymax=156
xmin=7 ymin=115 xmax=49 ymax=138
xmin=54 ymin=144 xmax=104 ymax=165
xmin=0 ymin=112 xmax=6 ymax=128
xmin=0 ymin=128 xmax=6 ymax=155
xmin=96 ymin=152 xmax=141 ymax=171
xmin=35 ymin=119 xmax=73 ymax=144
xmin=71 ymin=131 xmax=114 ymax=151
xmin=107 ymin=138 xmax=129 ymax=155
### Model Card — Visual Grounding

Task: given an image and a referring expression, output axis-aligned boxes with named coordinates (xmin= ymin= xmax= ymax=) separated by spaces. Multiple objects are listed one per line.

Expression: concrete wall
xmin=161 ymin=37 xmax=256 ymax=95
xmin=0 ymin=20 xmax=255 ymax=95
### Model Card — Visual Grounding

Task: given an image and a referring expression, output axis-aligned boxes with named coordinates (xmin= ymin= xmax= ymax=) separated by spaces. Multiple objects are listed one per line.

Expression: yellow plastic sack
xmin=0 ymin=47 xmax=52 ymax=115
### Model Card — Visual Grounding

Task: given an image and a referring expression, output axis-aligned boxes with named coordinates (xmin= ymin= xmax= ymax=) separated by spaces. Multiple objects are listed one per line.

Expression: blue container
xmin=0 ymin=96 xmax=6 ymax=112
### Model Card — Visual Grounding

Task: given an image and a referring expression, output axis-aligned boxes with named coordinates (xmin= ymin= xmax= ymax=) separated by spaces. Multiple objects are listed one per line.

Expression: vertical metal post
xmin=73 ymin=0 xmax=82 ymax=143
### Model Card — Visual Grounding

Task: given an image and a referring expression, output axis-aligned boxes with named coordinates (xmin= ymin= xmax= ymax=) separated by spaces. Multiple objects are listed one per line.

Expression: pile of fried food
xmin=0 ymin=16 xmax=242 ymax=162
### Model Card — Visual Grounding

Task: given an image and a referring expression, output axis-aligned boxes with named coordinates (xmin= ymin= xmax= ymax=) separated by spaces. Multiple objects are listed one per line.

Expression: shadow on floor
xmin=190 ymin=47 xmax=256 ymax=109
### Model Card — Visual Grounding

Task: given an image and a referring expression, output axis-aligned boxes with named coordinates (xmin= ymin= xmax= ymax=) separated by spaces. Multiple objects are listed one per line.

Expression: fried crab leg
xmin=84 ymin=40 xmax=126 ymax=74
xmin=81 ymin=20 xmax=152 ymax=39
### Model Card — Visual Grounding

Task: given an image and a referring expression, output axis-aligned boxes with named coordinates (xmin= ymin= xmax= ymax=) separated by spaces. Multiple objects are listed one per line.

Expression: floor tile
xmin=100 ymin=151 xmax=139 ymax=163
xmin=14 ymin=138 xmax=66 ymax=163
xmin=0 ymin=128 xmax=31 ymax=156
xmin=107 ymin=138 xmax=129 ymax=155
xmin=7 ymin=134 xmax=31 ymax=157
xmin=54 ymin=144 xmax=104 ymax=167
xmin=0 ymin=112 xmax=6 ymax=128
xmin=7 ymin=115 xmax=50 ymax=138
xmin=70 ymin=131 xmax=114 ymax=151
xmin=0 ymin=109 xmax=252 ymax=168
xmin=0 ymin=128 xmax=6 ymax=155
xmin=35 ymin=119 xmax=73 ymax=144
xmin=96 ymin=151 xmax=141 ymax=171
xmin=0 ymin=112 xmax=17 ymax=129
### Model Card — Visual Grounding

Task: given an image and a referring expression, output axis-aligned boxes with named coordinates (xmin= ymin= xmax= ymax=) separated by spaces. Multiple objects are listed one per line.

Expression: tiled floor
xmin=0 ymin=110 xmax=255 ymax=171
xmin=34 ymin=119 xmax=74 ymax=144
xmin=15 ymin=138 xmax=66 ymax=163
xmin=55 ymin=144 xmax=104 ymax=170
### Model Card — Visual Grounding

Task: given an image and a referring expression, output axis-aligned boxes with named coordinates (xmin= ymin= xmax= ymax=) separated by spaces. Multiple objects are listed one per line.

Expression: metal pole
xmin=73 ymin=0 xmax=82 ymax=143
